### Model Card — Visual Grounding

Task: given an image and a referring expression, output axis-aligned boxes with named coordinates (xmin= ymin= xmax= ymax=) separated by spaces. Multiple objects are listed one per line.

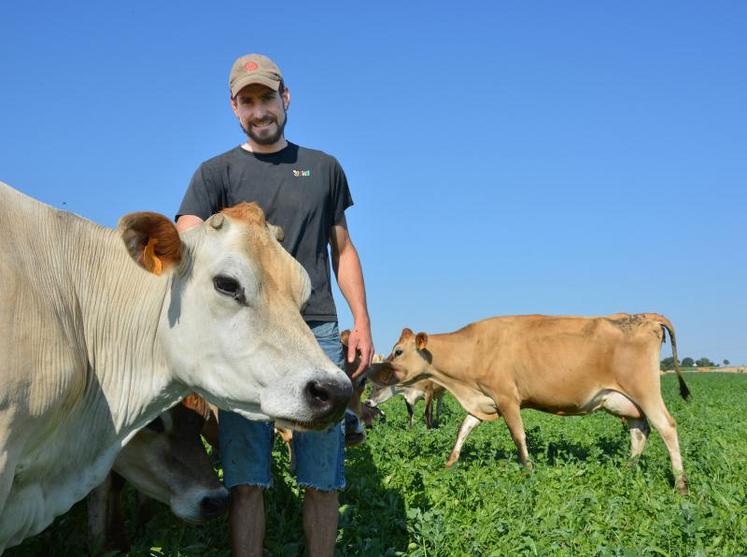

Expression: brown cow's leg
xmin=424 ymin=391 xmax=433 ymax=429
xmin=498 ymin=402 xmax=530 ymax=467
xmin=622 ymin=372 xmax=688 ymax=494
xmin=405 ymin=400 xmax=415 ymax=429
xmin=627 ymin=417 xmax=650 ymax=459
xmin=446 ymin=414 xmax=481 ymax=467
xmin=641 ymin=402 xmax=687 ymax=495
xmin=599 ymin=391 xmax=649 ymax=460
xmin=434 ymin=392 xmax=444 ymax=427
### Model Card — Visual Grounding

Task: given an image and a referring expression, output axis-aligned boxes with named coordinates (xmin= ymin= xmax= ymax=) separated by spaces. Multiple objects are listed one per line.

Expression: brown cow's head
xmin=367 ymin=328 xmax=430 ymax=387
xmin=112 ymin=394 xmax=227 ymax=523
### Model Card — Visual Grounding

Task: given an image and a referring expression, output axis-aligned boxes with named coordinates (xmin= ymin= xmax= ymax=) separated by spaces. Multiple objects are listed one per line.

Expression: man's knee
xmin=304 ymin=487 xmax=338 ymax=505
xmin=230 ymin=485 xmax=264 ymax=508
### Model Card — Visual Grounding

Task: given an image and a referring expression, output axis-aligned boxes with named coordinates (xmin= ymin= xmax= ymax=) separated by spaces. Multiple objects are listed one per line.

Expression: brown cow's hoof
xmin=676 ymin=474 xmax=688 ymax=495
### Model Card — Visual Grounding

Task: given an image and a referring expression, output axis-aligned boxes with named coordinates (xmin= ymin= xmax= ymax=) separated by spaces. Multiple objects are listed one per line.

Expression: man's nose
xmin=251 ymin=105 xmax=268 ymax=120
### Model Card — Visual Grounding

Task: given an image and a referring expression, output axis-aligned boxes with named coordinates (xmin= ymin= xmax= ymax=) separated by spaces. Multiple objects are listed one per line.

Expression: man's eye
xmin=213 ymin=275 xmax=246 ymax=304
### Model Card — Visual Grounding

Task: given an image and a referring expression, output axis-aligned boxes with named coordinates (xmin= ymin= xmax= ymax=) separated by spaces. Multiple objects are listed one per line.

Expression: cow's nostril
xmin=200 ymin=493 xmax=228 ymax=519
xmin=306 ymin=380 xmax=331 ymax=403
xmin=303 ymin=377 xmax=353 ymax=423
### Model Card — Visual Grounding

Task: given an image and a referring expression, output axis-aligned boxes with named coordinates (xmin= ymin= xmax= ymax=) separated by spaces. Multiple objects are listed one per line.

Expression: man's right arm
xmin=176 ymin=163 xmax=222 ymax=230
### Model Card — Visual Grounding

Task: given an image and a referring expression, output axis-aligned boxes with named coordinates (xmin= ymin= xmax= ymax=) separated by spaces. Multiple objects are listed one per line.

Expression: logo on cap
xmin=244 ymin=61 xmax=259 ymax=72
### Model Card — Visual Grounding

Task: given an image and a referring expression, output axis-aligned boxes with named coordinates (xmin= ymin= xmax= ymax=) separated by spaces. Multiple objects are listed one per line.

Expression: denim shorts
xmin=219 ymin=321 xmax=346 ymax=492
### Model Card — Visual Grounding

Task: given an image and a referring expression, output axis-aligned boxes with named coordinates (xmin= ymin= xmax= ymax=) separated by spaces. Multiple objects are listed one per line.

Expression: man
xmin=175 ymin=53 xmax=374 ymax=557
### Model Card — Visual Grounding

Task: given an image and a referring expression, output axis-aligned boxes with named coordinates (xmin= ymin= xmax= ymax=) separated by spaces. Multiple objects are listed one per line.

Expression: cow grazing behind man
xmin=365 ymin=379 xmax=446 ymax=429
xmin=87 ymin=394 xmax=225 ymax=554
xmin=369 ymin=313 xmax=690 ymax=494
xmin=0 ymin=183 xmax=351 ymax=551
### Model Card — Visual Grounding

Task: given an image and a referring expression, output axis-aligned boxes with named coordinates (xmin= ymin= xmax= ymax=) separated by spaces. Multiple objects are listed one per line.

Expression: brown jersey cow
xmin=368 ymin=313 xmax=690 ymax=494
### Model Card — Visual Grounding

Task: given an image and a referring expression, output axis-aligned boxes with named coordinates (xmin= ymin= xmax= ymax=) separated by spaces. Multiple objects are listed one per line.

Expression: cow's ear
xmin=416 ymin=332 xmax=429 ymax=350
xmin=340 ymin=329 xmax=351 ymax=347
xmin=119 ymin=212 xmax=183 ymax=275
xmin=182 ymin=393 xmax=210 ymax=420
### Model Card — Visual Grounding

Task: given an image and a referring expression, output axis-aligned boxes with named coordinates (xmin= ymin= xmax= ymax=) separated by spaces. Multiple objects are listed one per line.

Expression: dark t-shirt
xmin=176 ymin=142 xmax=353 ymax=321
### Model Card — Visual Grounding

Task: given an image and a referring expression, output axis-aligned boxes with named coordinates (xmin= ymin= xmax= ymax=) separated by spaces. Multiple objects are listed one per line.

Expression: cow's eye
xmin=394 ymin=348 xmax=403 ymax=357
xmin=213 ymin=275 xmax=246 ymax=304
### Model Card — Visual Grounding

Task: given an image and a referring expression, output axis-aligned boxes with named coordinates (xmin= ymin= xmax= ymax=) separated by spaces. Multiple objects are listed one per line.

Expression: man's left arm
xmin=329 ymin=215 xmax=373 ymax=378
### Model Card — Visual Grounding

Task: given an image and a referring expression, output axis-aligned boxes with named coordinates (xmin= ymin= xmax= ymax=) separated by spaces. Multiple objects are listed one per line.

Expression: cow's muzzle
xmin=304 ymin=377 xmax=352 ymax=424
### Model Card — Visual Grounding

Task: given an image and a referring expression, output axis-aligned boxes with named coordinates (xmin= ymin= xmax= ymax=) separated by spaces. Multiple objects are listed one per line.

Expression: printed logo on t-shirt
xmin=292 ymin=169 xmax=311 ymax=177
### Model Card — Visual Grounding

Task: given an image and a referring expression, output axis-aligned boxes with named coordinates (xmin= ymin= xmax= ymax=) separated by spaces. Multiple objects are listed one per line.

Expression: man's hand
xmin=346 ymin=322 xmax=374 ymax=380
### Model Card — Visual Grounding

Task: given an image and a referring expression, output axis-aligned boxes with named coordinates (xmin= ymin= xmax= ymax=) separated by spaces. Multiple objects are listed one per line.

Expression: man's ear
xmin=415 ymin=332 xmax=429 ymax=350
xmin=281 ymin=86 xmax=291 ymax=111
xmin=119 ymin=212 xmax=183 ymax=275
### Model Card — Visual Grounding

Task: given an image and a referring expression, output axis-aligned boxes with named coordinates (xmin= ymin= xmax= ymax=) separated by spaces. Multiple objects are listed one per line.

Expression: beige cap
xmin=229 ymin=54 xmax=283 ymax=97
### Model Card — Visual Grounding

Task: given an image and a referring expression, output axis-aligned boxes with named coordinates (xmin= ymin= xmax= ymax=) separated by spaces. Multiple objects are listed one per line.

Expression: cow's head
xmin=119 ymin=203 xmax=352 ymax=430
xmin=367 ymin=328 xmax=430 ymax=387
xmin=112 ymin=395 xmax=227 ymax=523
xmin=339 ymin=329 xmax=367 ymax=445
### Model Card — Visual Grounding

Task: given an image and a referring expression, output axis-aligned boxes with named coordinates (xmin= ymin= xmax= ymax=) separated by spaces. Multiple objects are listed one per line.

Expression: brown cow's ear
xmin=182 ymin=393 xmax=210 ymax=420
xmin=340 ymin=329 xmax=351 ymax=347
xmin=119 ymin=212 xmax=183 ymax=275
xmin=400 ymin=328 xmax=414 ymax=341
xmin=416 ymin=332 xmax=428 ymax=350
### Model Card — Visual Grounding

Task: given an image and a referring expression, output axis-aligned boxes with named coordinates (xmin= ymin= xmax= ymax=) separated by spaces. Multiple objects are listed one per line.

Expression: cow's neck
xmin=426 ymin=333 xmax=473 ymax=379
xmin=423 ymin=332 xmax=498 ymax=421
xmin=63 ymin=218 xmax=186 ymax=437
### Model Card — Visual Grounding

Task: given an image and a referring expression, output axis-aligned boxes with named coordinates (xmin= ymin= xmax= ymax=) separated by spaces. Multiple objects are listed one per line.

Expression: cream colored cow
xmin=365 ymin=379 xmax=446 ymax=428
xmin=369 ymin=313 xmax=690 ymax=494
xmin=0 ymin=183 xmax=351 ymax=551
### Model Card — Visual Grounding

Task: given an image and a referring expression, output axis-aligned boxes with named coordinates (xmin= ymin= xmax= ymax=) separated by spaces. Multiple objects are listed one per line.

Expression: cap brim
xmin=231 ymin=75 xmax=280 ymax=97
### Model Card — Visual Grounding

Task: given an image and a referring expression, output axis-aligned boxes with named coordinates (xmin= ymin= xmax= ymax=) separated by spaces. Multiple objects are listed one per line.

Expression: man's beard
xmin=242 ymin=111 xmax=288 ymax=146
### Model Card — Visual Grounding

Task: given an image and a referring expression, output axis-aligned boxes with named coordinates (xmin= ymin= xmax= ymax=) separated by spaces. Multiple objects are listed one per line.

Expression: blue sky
xmin=1 ymin=1 xmax=745 ymax=364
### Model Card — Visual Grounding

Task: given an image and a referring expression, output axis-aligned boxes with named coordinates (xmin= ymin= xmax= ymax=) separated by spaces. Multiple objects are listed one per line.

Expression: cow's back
xmin=464 ymin=314 xmax=664 ymax=409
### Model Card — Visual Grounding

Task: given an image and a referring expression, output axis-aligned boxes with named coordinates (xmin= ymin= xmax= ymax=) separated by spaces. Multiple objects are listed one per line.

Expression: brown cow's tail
xmin=641 ymin=313 xmax=691 ymax=401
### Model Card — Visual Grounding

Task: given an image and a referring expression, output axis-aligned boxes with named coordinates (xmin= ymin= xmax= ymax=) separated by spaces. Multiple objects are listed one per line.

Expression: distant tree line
xmin=660 ymin=357 xmax=730 ymax=371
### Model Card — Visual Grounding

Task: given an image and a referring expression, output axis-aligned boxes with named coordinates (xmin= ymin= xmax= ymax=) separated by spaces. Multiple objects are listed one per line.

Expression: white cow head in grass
xmin=120 ymin=202 xmax=351 ymax=429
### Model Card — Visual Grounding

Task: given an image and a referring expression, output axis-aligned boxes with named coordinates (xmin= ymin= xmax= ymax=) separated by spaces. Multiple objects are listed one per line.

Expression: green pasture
xmin=10 ymin=373 xmax=747 ymax=556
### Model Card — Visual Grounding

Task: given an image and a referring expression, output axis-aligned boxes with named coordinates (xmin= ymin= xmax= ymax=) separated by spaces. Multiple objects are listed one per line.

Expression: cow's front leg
xmin=424 ymin=391 xmax=433 ymax=429
xmin=434 ymin=392 xmax=444 ymax=427
xmin=405 ymin=400 xmax=415 ymax=429
xmin=445 ymin=414 xmax=481 ymax=467
xmin=497 ymin=401 xmax=530 ymax=467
